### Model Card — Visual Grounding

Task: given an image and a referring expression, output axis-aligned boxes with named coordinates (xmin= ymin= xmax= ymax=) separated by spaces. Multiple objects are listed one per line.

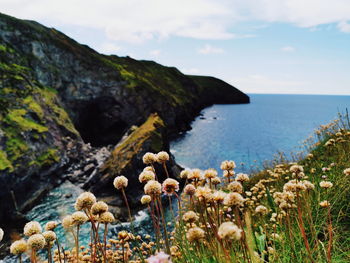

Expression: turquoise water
xmin=170 ymin=94 xmax=350 ymax=172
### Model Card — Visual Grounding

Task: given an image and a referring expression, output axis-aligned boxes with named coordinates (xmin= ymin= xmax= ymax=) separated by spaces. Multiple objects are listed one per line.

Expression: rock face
xmin=0 ymin=12 xmax=249 ymax=231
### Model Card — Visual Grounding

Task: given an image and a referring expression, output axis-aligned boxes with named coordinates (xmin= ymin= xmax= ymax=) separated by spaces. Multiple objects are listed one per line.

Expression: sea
xmin=170 ymin=94 xmax=350 ymax=172
xmin=2 ymin=94 xmax=350 ymax=262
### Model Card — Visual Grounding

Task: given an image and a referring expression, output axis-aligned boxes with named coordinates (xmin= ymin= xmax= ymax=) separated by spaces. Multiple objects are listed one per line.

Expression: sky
xmin=1 ymin=0 xmax=350 ymax=95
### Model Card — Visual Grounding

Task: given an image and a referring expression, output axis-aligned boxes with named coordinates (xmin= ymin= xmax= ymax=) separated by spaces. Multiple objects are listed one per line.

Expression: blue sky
xmin=1 ymin=0 xmax=350 ymax=95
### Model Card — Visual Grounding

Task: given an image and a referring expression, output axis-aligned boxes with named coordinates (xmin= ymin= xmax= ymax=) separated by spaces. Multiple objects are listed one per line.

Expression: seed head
xmin=218 ymin=222 xmax=242 ymax=240
xmin=204 ymin=168 xmax=217 ymax=179
xmin=211 ymin=177 xmax=221 ymax=185
xmin=45 ymin=221 xmax=58 ymax=231
xmin=213 ymin=191 xmax=227 ymax=203
xmin=24 ymin=221 xmax=42 ymax=236
xmin=139 ymin=171 xmax=156 ymax=183
xmin=255 ymin=205 xmax=268 ymax=215
xmin=62 ymin=215 xmax=74 ymax=229
xmin=228 ymin=181 xmax=243 ymax=193
xmin=320 ymin=200 xmax=331 ymax=208
xmin=184 ymin=184 xmax=196 ymax=196
xmin=99 ymin=212 xmax=115 ymax=224
xmin=42 ymin=231 xmax=56 ymax=243
xmin=162 ymin=178 xmax=179 ymax=196
xmin=290 ymin=165 xmax=304 ymax=173
xmin=182 ymin=211 xmax=198 ymax=223
xmin=113 ymin=176 xmax=128 ymax=190
xmin=156 ymin=151 xmax=169 ymax=163
xmin=91 ymin=201 xmax=109 ymax=215
xmin=141 ymin=195 xmax=152 ymax=205
xmin=75 ymin=192 xmax=96 ymax=211
xmin=343 ymin=168 xmax=350 ymax=176
xmin=72 ymin=211 xmax=88 ymax=225
xmin=27 ymin=234 xmax=46 ymax=250
xmin=236 ymin=173 xmax=249 ymax=182
xmin=223 ymin=193 xmax=244 ymax=207
xmin=10 ymin=240 xmax=27 ymax=255
xmin=143 ymin=152 xmax=157 ymax=164
xmin=320 ymin=181 xmax=333 ymax=189
xmin=186 ymin=227 xmax=205 ymax=242
xmin=180 ymin=169 xmax=192 ymax=179
xmin=144 ymin=180 xmax=162 ymax=195
xmin=220 ymin=160 xmax=236 ymax=170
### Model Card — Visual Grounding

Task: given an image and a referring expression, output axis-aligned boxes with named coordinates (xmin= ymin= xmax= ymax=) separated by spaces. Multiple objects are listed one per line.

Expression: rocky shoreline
xmin=0 ymin=11 xmax=249 ymax=255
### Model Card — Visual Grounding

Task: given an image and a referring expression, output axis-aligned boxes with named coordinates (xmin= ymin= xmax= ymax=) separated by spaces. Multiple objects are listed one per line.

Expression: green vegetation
xmin=9 ymin=115 xmax=350 ymax=262
xmin=0 ymin=42 xmax=77 ymax=173
xmin=102 ymin=113 xmax=165 ymax=174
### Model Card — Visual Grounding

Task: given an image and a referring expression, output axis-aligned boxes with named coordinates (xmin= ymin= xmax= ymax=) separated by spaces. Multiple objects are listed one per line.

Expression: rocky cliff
xmin=0 ymin=12 xmax=249 ymax=230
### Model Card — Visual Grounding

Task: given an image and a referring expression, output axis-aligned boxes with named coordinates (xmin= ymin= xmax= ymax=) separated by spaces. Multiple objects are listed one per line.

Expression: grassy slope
xmin=173 ymin=115 xmax=350 ymax=263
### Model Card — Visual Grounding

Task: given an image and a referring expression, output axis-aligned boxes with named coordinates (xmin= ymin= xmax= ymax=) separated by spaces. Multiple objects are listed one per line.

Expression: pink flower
xmin=146 ymin=251 xmax=172 ymax=263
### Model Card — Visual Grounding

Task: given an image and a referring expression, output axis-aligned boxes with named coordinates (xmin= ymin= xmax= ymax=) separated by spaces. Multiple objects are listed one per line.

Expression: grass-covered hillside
xmin=5 ymin=114 xmax=350 ymax=262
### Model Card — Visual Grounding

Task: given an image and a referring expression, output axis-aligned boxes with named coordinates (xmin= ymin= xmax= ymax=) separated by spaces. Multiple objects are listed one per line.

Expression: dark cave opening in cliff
xmin=74 ymin=99 xmax=128 ymax=147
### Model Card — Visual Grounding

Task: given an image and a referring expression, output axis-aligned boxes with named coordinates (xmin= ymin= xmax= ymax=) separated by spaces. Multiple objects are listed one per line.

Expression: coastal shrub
xmin=6 ymin=114 xmax=350 ymax=262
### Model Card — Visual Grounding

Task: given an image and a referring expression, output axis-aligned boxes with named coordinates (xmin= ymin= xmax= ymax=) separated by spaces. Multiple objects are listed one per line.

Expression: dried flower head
xmin=27 ymin=234 xmax=46 ymax=250
xmin=195 ymin=186 xmax=212 ymax=201
xmin=220 ymin=160 xmax=236 ymax=170
xmin=72 ymin=211 xmax=88 ymax=225
xmin=10 ymin=240 xmax=27 ymax=255
xmin=75 ymin=192 xmax=96 ymax=211
xmin=190 ymin=169 xmax=203 ymax=180
xmin=255 ymin=205 xmax=268 ymax=215
xmin=0 ymin=228 xmax=3 ymax=242
xmin=182 ymin=211 xmax=199 ymax=223
xmin=218 ymin=222 xmax=242 ymax=240
xmin=24 ymin=221 xmax=42 ymax=236
xmin=290 ymin=165 xmax=304 ymax=174
xmin=180 ymin=169 xmax=192 ymax=179
xmin=186 ymin=227 xmax=205 ymax=242
xmin=42 ymin=231 xmax=56 ymax=243
xmin=228 ymin=181 xmax=243 ymax=193
xmin=320 ymin=181 xmax=333 ymax=189
xmin=204 ymin=168 xmax=218 ymax=179
xmin=343 ymin=168 xmax=350 ymax=176
xmin=113 ymin=176 xmax=128 ymax=190
xmin=91 ymin=201 xmax=109 ymax=215
xmin=141 ymin=195 xmax=152 ymax=205
xmin=62 ymin=215 xmax=74 ymax=229
xmin=223 ymin=170 xmax=235 ymax=178
xmin=143 ymin=152 xmax=157 ymax=164
xmin=223 ymin=193 xmax=244 ymax=207
xmin=211 ymin=177 xmax=221 ymax=185
xmin=156 ymin=151 xmax=170 ymax=163
xmin=236 ymin=173 xmax=249 ymax=182
xmin=118 ymin=231 xmax=129 ymax=240
xmin=144 ymin=180 xmax=162 ymax=195
xmin=44 ymin=221 xmax=58 ymax=231
xmin=320 ymin=200 xmax=331 ymax=208
xmin=162 ymin=178 xmax=179 ymax=195
xmin=213 ymin=191 xmax=227 ymax=203
xmin=184 ymin=184 xmax=196 ymax=196
xmin=99 ymin=212 xmax=115 ymax=224
xmin=139 ymin=171 xmax=156 ymax=183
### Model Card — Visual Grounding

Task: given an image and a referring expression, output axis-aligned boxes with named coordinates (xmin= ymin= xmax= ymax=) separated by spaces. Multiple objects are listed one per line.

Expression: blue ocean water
xmin=170 ymin=94 xmax=350 ymax=172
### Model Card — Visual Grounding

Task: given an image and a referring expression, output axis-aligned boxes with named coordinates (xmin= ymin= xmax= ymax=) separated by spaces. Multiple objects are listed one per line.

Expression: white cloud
xmin=198 ymin=44 xmax=224 ymax=54
xmin=337 ymin=21 xmax=350 ymax=32
xmin=2 ymin=0 xmax=350 ymax=44
xmin=149 ymin=50 xmax=161 ymax=56
xmin=281 ymin=46 xmax=295 ymax=52
xmin=98 ymin=42 xmax=121 ymax=55
xmin=181 ymin=68 xmax=200 ymax=74
xmin=0 ymin=0 xmax=233 ymax=43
